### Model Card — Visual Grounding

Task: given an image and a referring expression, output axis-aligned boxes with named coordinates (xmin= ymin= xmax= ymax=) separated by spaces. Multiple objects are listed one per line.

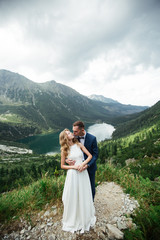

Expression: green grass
xmin=0 ymin=174 xmax=65 ymax=222
xmin=96 ymin=164 xmax=160 ymax=240
xmin=98 ymin=122 xmax=160 ymax=166
xmin=0 ymin=163 xmax=160 ymax=239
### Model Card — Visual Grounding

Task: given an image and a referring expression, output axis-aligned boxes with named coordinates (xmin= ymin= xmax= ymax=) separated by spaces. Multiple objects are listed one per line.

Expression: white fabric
xmin=62 ymin=144 xmax=96 ymax=233
xmin=79 ymin=131 xmax=86 ymax=145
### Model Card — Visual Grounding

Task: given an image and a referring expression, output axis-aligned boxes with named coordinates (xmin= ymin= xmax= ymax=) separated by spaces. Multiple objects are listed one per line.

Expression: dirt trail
xmin=1 ymin=182 xmax=139 ymax=240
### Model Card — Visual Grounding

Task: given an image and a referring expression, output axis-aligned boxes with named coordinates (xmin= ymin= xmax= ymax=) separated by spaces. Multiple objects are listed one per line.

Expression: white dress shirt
xmin=79 ymin=131 xmax=86 ymax=145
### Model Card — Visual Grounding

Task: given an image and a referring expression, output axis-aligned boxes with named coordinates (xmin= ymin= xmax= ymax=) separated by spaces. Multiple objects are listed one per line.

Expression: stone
xmin=1 ymin=181 xmax=140 ymax=240
xmin=45 ymin=203 xmax=49 ymax=209
xmin=53 ymin=221 xmax=58 ymax=227
xmin=99 ymin=232 xmax=106 ymax=240
xmin=28 ymin=226 xmax=32 ymax=231
xmin=51 ymin=205 xmax=57 ymax=210
xmin=47 ymin=222 xmax=53 ymax=227
xmin=117 ymin=220 xmax=127 ymax=230
xmin=44 ymin=210 xmax=50 ymax=217
xmin=110 ymin=216 xmax=118 ymax=224
xmin=100 ymin=226 xmax=106 ymax=233
xmin=20 ymin=229 xmax=25 ymax=234
xmin=106 ymin=224 xmax=124 ymax=239
xmin=125 ymin=218 xmax=133 ymax=229
xmin=129 ymin=206 xmax=133 ymax=212
xmin=40 ymin=224 xmax=46 ymax=229
xmin=53 ymin=209 xmax=58 ymax=216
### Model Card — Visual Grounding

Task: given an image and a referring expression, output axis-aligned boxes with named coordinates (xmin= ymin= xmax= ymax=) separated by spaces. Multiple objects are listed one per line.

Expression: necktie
xmin=78 ymin=136 xmax=84 ymax=140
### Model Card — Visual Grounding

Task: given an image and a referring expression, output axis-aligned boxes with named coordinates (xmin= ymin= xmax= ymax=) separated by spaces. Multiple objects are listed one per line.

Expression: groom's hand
xmin=65 ymin=158 xmax=75 ymax=165
xmin=78 ymin=164 xmax=88 ymax=172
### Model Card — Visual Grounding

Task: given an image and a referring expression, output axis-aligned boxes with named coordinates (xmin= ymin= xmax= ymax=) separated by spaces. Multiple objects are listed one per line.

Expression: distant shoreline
xmin=0 ymin=144 xmax=33 ymax=154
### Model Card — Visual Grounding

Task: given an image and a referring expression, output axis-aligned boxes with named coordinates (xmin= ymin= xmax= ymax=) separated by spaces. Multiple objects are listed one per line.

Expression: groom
xmin=67 ymin=121 xmax=98 ymax=200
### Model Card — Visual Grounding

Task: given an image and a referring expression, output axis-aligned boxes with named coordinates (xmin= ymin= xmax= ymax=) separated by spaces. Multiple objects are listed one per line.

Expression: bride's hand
xmin=77 ymin=163 xmax=85 ymax=172
xmin=73 ymin=165 xmax=79 ymax=170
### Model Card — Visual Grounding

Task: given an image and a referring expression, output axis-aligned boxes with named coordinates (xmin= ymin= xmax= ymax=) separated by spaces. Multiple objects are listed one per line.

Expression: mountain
xmin=88 ymin=94 xmax=118 ymax=104
xmin=0 ymin=69 xmax=147 ymax=140
xmin=112 ymin=100 xmax=160 ymax=138
xmin=88 ymin=94 xmax=148 ymax=115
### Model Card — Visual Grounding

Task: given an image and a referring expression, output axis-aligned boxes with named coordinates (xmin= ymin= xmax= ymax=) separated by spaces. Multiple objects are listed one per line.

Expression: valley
xmin=0 ymin=69 xmax=160 ymax=239
xmin=0 ymin=69 xmax=147 ymax=142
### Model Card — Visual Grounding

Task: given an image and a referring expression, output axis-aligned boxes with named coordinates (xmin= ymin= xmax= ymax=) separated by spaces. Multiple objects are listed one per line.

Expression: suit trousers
xmin=88 ymin=170 xmax=96 ymax=201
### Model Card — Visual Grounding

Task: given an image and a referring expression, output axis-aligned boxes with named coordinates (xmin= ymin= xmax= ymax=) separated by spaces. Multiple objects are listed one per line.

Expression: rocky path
xmin=1 ymin=182 xmax=139 ymax=240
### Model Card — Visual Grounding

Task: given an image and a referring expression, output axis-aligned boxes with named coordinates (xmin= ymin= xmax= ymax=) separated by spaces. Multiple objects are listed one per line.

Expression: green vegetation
xmin=0 ymin=163 xmax=159 ymax=239
xmin=98 ymin=121 xmax=160 ymax=167
xmin=0 ymin=174 xmax=65 ymax=222
xmin=0 ymin=70 xmax=160 ymax=238
xmin=96 ymin=164 xmax=160 ymax=240
xmin=0 ymin=120 xmax=41 ymax=141
xmin=0 ymin=105 xmax=160 ymax=239
xmin=0 ymin=153 xmax=61 ymax=193
xmin=112 ymin=101 xmax=160 ymax=138
xmin=0 ymin=69 xmax=147 ymax=141
xmin=96 ymin=109 xmax=160 ymax=239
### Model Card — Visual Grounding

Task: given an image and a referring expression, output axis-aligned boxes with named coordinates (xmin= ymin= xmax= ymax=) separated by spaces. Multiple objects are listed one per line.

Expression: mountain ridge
xmin=112 ymin=100 xmax=160 ymax=138
xmin=88 ymin=94 xmax=149 ymax=108
xmin=88 ymin=94 xmax=119 ymax=104
xmin=0 ymin=69 xmax=148 ymax=141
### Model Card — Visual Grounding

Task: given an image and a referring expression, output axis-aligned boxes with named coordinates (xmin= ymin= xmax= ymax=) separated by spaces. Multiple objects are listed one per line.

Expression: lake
xmin=18 ymin=123 xmax=115 ymax=155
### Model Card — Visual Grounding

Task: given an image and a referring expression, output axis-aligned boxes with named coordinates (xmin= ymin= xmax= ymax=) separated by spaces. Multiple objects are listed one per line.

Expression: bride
xmin=59 ymin=129 xmax=96 ymax=233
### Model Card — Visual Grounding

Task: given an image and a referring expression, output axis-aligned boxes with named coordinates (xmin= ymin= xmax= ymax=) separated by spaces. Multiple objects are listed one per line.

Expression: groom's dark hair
xmin=73 ymin=121 xmax=85 ymax=130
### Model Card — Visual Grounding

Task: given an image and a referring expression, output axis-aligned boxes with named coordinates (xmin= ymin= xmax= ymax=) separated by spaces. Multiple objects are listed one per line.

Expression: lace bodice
xmin=68 ymin=144 xmax=84 ymax=165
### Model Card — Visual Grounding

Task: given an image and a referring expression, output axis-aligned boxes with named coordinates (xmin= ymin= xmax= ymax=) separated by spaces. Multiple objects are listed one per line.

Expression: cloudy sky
xmin=0 ymin=0 xmax=160 ymax=106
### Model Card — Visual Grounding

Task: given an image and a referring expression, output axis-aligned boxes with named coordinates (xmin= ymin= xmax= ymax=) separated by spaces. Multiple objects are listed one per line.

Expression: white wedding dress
xmin=62 ymin=144 xmax=96 ymax=233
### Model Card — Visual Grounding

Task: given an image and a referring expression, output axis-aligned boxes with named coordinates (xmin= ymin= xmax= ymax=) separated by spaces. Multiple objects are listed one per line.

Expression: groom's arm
xmin=65 ymin=158 xmax=75 ymax=165
xmin=87 ymin=137 xmax=98 ymax=168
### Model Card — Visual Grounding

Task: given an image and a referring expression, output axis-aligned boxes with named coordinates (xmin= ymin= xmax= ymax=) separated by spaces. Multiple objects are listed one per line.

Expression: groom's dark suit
xmin=83 ymin=132 xmax=98 ymax=200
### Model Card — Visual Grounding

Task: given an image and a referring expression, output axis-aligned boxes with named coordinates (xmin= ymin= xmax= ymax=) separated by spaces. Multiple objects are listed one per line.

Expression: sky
xmin=0 ymin=0 xmax=160 ymax=107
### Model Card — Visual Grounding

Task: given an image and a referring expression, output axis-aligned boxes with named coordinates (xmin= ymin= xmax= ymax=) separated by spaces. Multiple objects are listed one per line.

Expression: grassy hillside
xmin=0 ymin=71 xmax=159 ymax=239
xmin=98 ymin=121 xmax=160 ymax=165
xmin=0 ymin=120 xmax=160 ymax=239
xmin=112 ymin=101 xmax=160 ymax=138
xmin=97 ymin=114 xmax=160 ymax=239
xmin=0 ymin=162 xmax=159 ymax=240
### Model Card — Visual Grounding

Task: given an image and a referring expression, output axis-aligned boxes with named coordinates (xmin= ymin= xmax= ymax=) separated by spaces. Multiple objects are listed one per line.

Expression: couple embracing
xmin=59 ymin=121 xmax=98 ymax=233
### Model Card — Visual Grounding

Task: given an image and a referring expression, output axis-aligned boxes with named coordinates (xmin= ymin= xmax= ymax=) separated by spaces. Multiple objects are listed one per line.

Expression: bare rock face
xmin=1 ymin=182 xmax=139 ymax=240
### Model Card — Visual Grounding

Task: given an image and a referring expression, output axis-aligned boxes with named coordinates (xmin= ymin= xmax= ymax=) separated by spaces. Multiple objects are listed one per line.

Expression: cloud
xmin=0 ymin=0 xmax=160 ymax=106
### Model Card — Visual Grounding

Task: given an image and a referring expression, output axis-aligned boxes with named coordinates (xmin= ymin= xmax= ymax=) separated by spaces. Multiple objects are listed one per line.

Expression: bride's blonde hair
xmin=59 ymin=128 xmax=78 ymax=157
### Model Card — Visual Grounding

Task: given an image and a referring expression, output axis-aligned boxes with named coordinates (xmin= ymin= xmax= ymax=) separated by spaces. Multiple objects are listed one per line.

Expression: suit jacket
xmin=83 ymin=132 xmax=98 ymax=174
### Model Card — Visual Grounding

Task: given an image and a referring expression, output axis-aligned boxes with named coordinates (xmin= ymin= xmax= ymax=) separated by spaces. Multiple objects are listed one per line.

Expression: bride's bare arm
xmin=61 ymin=151 xmax=78 ymax=170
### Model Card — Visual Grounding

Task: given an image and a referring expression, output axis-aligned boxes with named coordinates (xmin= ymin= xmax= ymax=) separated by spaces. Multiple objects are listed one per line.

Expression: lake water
xmin=18 ymin=123 xmax=115 ymax=155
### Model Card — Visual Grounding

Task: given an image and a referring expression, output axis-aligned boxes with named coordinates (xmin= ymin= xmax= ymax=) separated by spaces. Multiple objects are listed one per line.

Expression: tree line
xmin=0 ymin=154 xmax=61 ymax=193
